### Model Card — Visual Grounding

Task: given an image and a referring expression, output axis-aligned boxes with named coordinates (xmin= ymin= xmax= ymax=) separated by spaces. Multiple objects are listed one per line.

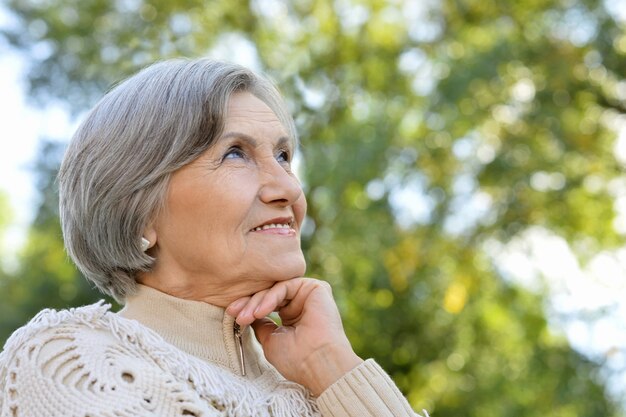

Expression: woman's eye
xmin=276 ymin=150 xmax=290 ymax=163
xmin=224 ymin=147 xmax=245 ymax=160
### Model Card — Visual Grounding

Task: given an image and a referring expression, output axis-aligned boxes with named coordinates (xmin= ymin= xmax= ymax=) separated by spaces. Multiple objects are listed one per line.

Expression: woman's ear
xmin=142 ymin=224 xmax=158 ymax=251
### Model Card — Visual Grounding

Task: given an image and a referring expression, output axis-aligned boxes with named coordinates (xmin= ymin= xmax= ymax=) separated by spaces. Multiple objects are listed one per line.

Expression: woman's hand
xmin=226 ymin=278 xmax=363 ymax=396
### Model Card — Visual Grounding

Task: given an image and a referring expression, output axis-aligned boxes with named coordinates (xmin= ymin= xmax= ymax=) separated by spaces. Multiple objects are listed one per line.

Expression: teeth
xmin=252 ymin=223 xmax=291 ymax=231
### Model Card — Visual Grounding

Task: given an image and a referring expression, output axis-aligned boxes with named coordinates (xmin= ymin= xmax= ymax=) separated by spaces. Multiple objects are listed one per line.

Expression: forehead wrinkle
xmin=228 ymin=107 xmax=281 ymax=125
xmin=232 ymin=103 xmax=278 ymax=115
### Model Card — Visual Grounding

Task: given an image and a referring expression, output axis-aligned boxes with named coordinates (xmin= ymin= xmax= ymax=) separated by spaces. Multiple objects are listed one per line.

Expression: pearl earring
xmin=141 ymin=237 xmax=150 ymax=252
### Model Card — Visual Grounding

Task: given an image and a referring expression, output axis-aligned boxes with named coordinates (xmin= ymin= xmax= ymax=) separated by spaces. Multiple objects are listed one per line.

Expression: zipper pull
xmin=233 ymin=323 xmax=246 ymax=376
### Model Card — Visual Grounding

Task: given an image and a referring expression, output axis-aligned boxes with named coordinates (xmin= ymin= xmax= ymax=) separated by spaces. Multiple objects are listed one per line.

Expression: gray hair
xmin=58 ymin=58 xmax=297 ymax=302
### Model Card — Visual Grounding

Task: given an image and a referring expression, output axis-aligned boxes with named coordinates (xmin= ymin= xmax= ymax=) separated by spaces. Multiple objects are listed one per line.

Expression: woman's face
xmin=146 ymin=92 xmax=307 ymax=304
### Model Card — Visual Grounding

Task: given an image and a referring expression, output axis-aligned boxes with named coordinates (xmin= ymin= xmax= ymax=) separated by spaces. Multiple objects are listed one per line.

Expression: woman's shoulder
xmin=1 ymin=301 xmax=124 ymax=364
xmin=0 ymin=301 xmax=224 ymax=417
xmin=0 ymin=301 xmax=136 ymax=394
xmin=1 ymin=301 xmax=113 ymax=358
xmin=0 ymin=300 xmax=180 ymax=384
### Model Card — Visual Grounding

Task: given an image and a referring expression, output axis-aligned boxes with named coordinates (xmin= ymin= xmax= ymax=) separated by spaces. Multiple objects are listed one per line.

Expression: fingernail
xmin=236 ymin=315 xmax=250 ymax=326
xmin=226 ymin=307 xmax=240 ymax=318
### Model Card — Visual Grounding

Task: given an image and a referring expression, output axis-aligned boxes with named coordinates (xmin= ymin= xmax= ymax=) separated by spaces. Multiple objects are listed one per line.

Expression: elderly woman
xmin=0 ymin=58 xmax=425 ymax=417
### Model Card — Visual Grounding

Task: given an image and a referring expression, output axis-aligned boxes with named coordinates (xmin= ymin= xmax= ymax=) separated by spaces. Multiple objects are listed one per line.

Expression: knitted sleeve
xmin=316 ymin=359 xmax=428 ymax=417
xmin=0 ymin=304 xmax=223 ymax=417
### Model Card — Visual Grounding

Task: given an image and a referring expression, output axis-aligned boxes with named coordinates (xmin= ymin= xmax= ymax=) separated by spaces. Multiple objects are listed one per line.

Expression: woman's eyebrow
xmin=275 ymin=136 xmax=292 ymax=149
xmin=220 ymin=132 xmax=292 ymax=149
xmin=220 ymin=132 xmax=259 ymax=147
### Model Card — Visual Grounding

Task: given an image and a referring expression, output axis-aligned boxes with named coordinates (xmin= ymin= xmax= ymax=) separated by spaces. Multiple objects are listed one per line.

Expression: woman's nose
xmin=258 ymin=160 xmax=303 ymax=206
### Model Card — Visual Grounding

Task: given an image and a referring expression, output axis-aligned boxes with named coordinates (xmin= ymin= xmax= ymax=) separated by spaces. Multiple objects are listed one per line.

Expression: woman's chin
xmin=274 ymin=259 xmax=307 ymax=282
xmin=256 ymin=257 xmax=306 ymax=284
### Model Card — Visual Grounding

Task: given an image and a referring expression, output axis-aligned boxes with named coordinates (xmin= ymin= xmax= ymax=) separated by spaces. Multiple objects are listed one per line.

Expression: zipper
xmin=233 ymin=323 xmax=246 ymax=376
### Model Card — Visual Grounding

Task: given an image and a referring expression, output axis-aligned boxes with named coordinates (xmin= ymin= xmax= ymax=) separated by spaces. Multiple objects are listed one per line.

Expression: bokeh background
xmin=1 ymin=0 xmax=626 ymax=415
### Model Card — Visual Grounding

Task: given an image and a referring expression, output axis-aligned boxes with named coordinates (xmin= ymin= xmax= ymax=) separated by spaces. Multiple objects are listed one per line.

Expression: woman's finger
xmin=225 ymin=296 xmax=251 ymax=317
xmin=276 ymin=278 xmax=332 ymax=323
xmin=235 ymin=290 xmax=270 ymax=325
xmin=250 ymin=317 xmax=279 ymax=347
xmin=232 ymin=278 xmax=332 ymax=325
xmin=254 ymin=281 xmax=292 ymax=318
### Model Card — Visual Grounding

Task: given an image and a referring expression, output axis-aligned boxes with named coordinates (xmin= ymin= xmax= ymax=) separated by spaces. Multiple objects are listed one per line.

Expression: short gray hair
xmin=58 ymin=58 xmax=297 ymax=302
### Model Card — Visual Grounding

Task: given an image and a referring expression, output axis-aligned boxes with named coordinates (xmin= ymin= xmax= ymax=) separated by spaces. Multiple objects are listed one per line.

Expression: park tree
xmin=2 ymin=0 xmax=625 ymax=415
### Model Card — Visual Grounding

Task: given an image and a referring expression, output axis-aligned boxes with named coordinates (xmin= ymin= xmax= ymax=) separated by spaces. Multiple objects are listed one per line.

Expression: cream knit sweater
xmin=0 ymin=285 xmax=425 ymax=417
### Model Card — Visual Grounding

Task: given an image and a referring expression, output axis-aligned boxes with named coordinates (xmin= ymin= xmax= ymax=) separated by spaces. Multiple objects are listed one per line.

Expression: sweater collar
xmin=118 ymin=284 xmax=268 ymax=378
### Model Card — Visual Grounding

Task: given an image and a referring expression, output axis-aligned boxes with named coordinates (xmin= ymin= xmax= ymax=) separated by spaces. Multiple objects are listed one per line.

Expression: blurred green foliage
xmin=2 ymin=0 xmax=626 ymax=415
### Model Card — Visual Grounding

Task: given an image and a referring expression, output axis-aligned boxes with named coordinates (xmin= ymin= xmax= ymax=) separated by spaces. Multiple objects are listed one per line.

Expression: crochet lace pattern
xmin=0 ymin=302 xmax=320 ymax=417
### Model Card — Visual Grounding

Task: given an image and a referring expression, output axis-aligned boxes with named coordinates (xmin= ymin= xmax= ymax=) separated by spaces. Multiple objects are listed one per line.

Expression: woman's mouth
xmin=250 ymin=223 xmax=292 ymax=232
xmin=250 ymin=217 xmax=296 ymax=235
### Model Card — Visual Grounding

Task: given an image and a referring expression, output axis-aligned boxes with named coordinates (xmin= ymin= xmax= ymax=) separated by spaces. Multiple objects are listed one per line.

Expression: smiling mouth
xmin=250 ymin=218 xmax=295 ymax=232
xmin=250 ymin=222 xmax=293 ymax=232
